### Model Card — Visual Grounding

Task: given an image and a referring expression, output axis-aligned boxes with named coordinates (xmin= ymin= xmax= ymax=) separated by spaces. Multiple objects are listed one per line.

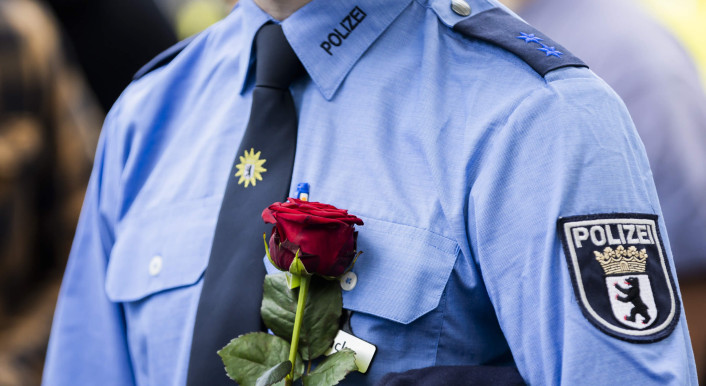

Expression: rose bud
xmin=262 ymin=198 xmax=364 ymax=278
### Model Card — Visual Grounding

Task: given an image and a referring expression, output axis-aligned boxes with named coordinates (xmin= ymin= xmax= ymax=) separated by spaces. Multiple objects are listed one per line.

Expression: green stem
xmin=286 ymin=274 xmax=310 ymax=384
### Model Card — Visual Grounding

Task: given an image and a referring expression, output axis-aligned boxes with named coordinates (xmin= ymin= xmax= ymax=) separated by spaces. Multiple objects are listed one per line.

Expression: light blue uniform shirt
xmin=44 ymin=0 xmax=697 ymax=384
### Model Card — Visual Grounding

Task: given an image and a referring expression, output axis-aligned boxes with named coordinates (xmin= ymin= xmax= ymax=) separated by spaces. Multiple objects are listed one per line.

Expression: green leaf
xmin=217 ymin=332 xmax=304 ymax=386
xmin=302 ymin=349 xmax=358 ymax=386
xmin=261 ymin=274 xmax=343 ymax=360
xmin=255 ymin=361 xmax=291 ymax=386
xmin=261 ymin=274 xmax=298 ymax=337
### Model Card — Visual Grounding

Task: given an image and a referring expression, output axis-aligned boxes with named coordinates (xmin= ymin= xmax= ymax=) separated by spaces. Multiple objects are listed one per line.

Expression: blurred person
xmin=501 ymin=0 xmax=706 ymax=380
xmin=43 ymin=0 xmax=178 ymax=111
xmin=0 ymin=0 xmax=102 ymax=384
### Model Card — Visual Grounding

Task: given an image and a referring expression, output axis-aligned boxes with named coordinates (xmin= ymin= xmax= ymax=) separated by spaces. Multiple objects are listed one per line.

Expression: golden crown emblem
xmin=594 ymin=245 xmax=648 ymax=275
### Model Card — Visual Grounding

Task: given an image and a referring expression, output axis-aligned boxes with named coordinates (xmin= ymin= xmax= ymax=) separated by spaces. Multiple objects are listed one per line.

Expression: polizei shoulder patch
xmin=558 ymin=213 xmax=680 ymax=343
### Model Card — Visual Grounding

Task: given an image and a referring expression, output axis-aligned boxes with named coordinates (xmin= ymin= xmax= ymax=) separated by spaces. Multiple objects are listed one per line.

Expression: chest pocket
xmin=342 ymin=217 xmax=459 ymax=324
xmin=105 ymin=199 xmax=220 ymax=302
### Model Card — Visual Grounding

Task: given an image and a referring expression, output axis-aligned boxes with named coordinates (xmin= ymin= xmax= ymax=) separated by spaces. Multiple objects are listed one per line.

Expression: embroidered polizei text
xmin=571 ymin=223 xmax=655 ymax=248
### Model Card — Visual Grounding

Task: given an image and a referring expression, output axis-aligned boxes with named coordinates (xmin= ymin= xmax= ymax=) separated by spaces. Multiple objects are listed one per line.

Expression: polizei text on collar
xmin=320 ymin=6 xmax=367 ymax=56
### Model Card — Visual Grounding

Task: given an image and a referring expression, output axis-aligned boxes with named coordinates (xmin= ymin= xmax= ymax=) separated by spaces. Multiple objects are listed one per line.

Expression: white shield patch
xmin=557 ymin=213 xmax=680 ymax=342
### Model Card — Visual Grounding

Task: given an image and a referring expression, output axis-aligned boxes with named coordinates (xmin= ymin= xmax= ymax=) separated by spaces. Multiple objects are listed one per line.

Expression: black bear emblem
xmin=614 ymin=277 xmax=651 ymax=324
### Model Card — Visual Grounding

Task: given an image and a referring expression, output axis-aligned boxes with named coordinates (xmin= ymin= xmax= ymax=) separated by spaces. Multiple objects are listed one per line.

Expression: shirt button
xmin=149 ymin=255 xmax=163 ymax=276
xmin=451 ymin=0 xmax=472 ymax=16
xmin=340 ymin=271 xmax=357 ymax=291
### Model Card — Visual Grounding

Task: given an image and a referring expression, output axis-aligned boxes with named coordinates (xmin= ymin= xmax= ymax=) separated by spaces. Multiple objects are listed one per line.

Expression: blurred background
xmin=0 ymin=0 xmax=703 ymax=384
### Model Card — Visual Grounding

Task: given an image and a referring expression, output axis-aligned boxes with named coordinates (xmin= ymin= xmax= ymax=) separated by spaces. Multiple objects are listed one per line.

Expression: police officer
xmin=43 ymin=0 xmax=697 ymax=384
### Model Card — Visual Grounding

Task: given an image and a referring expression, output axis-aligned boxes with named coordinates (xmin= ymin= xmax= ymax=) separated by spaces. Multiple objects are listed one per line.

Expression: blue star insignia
xmin=517 ymin=32 xmax=543 ymax=43
xmin=538 ymin=45 xmax=563 ymax=57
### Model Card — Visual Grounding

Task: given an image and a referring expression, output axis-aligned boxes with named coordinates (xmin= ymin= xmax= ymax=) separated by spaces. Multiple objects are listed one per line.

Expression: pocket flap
xmin=105 ymin=199 xmax=220 ymax=302
xmin=342 ymin=217 xmax=459 ymax=324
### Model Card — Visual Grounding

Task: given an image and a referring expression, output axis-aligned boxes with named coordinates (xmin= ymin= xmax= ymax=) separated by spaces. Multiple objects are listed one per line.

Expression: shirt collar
xmin=282 ymin=0 xmax=412 ymax=100
xmin=235 ymin=0 xmax=412 ymax=100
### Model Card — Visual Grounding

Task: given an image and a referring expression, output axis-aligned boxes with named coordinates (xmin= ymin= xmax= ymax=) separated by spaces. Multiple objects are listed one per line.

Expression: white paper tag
xmin=324 ymin=330 xmax=376 ymax=373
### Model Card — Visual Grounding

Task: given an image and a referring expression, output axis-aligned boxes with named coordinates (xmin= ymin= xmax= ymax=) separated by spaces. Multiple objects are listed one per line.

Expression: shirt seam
xmin=413 ymin=0 xmax=432 ymax=13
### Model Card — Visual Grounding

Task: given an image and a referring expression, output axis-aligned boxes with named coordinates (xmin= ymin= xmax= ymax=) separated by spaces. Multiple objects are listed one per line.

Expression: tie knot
xmin=254 ymin=23 xmax=305 ymax=89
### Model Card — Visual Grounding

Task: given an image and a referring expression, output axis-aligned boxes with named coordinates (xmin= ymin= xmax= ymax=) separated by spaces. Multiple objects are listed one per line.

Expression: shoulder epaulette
xmin=133 ymin=35 xmax=198 ymax=81
xmin=453 ymin=8 xmax=587 ymax=77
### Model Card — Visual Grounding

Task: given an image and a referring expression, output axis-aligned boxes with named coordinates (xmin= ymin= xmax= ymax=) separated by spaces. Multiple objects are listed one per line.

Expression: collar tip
xmin=319 ymin=84 xmax=340 ymax=101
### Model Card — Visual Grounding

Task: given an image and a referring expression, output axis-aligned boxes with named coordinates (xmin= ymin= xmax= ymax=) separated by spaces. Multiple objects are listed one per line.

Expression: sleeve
xmin=467 ymin=74 xmax=698 ymax=384
xmin=42 ymin=104 xmax=136 ymax=386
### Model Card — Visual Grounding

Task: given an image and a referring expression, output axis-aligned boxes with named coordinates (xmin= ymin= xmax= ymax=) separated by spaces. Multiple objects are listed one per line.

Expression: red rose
xmin=262 ymin=198 xmax=364 ymax=277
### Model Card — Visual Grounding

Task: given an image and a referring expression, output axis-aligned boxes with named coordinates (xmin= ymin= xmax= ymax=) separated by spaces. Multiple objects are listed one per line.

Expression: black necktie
xmin=187 ymin=23 xmax=304 ymax=385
